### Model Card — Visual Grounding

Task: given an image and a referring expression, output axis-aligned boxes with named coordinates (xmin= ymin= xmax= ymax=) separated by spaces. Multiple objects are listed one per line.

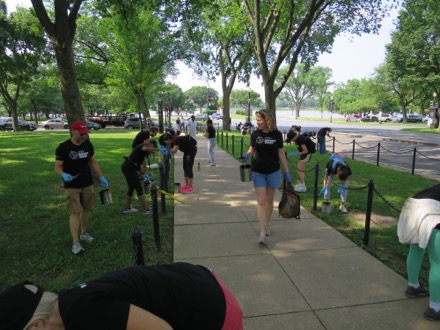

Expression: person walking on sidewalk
xmin=187 ymin=115 xmax=197 ymax=138
xmin=321 ymin=153 xmax=352 ymax=213
xmin=397 ymin=183 xmax=440 ymax=321
xmin=317 ymin=127 xmax=332 ymax=154
xmin=159 ymin=133 xmax=198 ymax=194
xmin=205 ymin=119 xmax=216 ymax=166
xmin=54 ymin=121 xmax=109 ymax=255
xmin=287 ymin=130 xmax=312 ymax=193
xmin=242 ymin=110 xmax=291 ymax=245
xmin=121 ymin=139 xmax=159 ymax=214
xmin=0 ymin=262 xmax=244 ymax=330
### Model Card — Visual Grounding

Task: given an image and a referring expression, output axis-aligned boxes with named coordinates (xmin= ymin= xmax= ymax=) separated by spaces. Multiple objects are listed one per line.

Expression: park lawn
xmin=0 ymin=129 xmax=174 ymax=292
xmin=0 ymin=128 xmax=436 ymax=292
xmin=217 ymin=130 xmax=437 ymax=286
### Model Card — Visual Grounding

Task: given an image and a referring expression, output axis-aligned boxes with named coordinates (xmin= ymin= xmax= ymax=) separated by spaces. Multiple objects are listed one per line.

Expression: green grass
xmin=0 ymin=128 xmax=436 ymax=292
xmin=217 ymin=131 xmax=437 ymax=285
xmin=0 ymin=130 xmax=174 ymax=292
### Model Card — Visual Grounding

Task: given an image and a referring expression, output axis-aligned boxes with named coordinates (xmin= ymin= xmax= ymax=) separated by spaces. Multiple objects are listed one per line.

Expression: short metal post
xmin=240 ymin=137 xmax=244 ymax=157
xmin=131 ymin=226 xmax=145 ymax=265
xmin=376 ymin=142 xmax=380 ymax=167
xmin=332 ymin=137 xmax=335 ymax=153
xmin=411 ymin=147 xmax=416 ymax=175
xmin=313 ymin=162 xmax=319 ymax=211
xmin=158 ymin=164 xmax=166 ymax=213
xmin=226 ymin=132 xmax=229 ymax=151
xmin=363 ymin=180 xmax=374 ymax=246
xmin=232 ymin=135 xmax=235 ymax=155
xmin=352 ymin=139 xmax=355 ymax=160
xmin=150 ymin=184 xmax=162 ymax=251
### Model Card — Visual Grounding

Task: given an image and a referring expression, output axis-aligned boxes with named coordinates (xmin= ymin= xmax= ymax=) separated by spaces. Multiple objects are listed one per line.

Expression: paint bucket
xmin=100 ymin=189 xmax=113 ymax=205
xmin=239 ymin=164 xmax=252 ymax=182
xmin=321 ymin=201 xmax=332 ymax=214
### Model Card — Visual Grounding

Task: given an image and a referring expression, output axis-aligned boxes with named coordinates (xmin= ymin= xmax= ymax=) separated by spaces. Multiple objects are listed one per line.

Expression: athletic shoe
xmin=208 ymin=163 xmax=216 ymax=167
xmin=80 ymin=232 xmax=95 ymax=243
xmin=424 ymin=307 xmax=440 ymax=321
xmin=180 ymin=184 xmax=188 ymax=190
xmin=265 ymin=224 xmax=271 ymax=236
xmin=143 ymin=208 xmax=151 ymax=215
xmin=179 ymin=185 xmax=189 ymax=193
xmin=123 ymin=207 xmax=138 ymax=213
xmin=339 ymin=205 xmax=348 ymax=213
xmin=181 ymin=187 xmax=194 ymax=194
xmin=72 ymin=241 xmax=85 ymax=254
xmin=405 ymin=285 xmax=429 ymax=298
xmin=294 ymin=183 xmax=307 ymax=193
xmin=258 ymin=233 xmax=267 ymax=245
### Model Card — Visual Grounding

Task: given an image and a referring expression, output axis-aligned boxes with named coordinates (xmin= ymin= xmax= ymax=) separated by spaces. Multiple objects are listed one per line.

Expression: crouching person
xmin=322 ymin=153 xmax=352 ymax=213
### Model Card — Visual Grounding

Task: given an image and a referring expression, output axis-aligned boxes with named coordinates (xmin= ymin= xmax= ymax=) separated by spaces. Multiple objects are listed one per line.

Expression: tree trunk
xmin=54 ymin=45 xmax=84 ymax=122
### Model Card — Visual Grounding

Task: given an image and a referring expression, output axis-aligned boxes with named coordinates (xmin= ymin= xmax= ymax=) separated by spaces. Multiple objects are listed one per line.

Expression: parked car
xmin=344 ymin=113 xmax=361 ymax=122
xmin=392 ymin=113 xmax=403 ymax=122
xmin=378 ymin=113 xmax=392 ymax=122
xmin=195 ymin=113 xmax=209 ymax=121
xmin=406 ymin=113 xmax=423 ymax=123
xmin=86 ymin=120 xmax=102 ymax=130
xmin=212 ymin=113 xmax=223 ymax=120
xmin=0 ymin=117 xmax=38 ymax=131
xmin=41 ymin=117 xmax=69 ymax=130
xmin=124 ymin=117 xmax=141 ymax=129
xmin=423 ymin=115 xmax=430 ymax=124
xmin=358 ymin=115 xmax=379 ymax=122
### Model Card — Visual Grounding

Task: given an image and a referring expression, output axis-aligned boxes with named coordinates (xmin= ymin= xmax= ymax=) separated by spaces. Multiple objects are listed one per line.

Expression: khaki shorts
xmin=299 ymin=153 xmax=312 ymax=162
xmin=65 ymin=185 xmax=95 ymax=214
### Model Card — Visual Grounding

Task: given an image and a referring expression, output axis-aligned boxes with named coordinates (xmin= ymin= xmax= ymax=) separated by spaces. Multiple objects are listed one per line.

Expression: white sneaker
xmin=72 ymin=241 xmax=85 ymax=254
xmin=340 ymin=205 xmax=348 ymax=213
xmin=294 ymin=183 xmax=307 ymax=193
xmin=265 ymin=224 xmax=271 ymax=236
xmin=123 ymin=207 xmax=138 ymax=213
xmin=258 ymin=234 xmax=267 ymax=245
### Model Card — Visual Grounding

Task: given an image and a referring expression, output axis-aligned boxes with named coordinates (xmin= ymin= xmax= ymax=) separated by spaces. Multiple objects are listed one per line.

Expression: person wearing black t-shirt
xmin=317 ymin=127 xmax=332 ymax=154
xmin=122 ymin=139 xmax=159 ymax=214
xmin=242 ymin=110 xmax=290 ymax=245
xmin=0 ymin=262 xmax=244 ymax=330
xmin=159 ymin=133 xmax=198 ymax=194
xmin=398 ymin=184 xmax=440 ymax=321
xmin=54 ymin=121 xmax=109 ymax=255
xmin=131 ymin=126 xmax=159 ymax=149
xmin=287 ymin=130 xmax=312 ymax=193
xmin=205 ymin=119 xmax=216 ymax=166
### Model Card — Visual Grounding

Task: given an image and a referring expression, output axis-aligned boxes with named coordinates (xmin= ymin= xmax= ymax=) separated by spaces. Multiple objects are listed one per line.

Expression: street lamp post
xmin=247 ymin=87 xmax=252 ymax=124
xmin=434 ymin=92 xmax=437 ymax=107
xmin=329 ymin=96 xmax=334 ymax=123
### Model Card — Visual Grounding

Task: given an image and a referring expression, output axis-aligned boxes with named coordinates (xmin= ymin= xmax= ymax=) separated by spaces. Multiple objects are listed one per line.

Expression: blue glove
xmin=290 ymin=151 xmax=298 ymax=156
xmin=99 ymin=176 xmax=109 ymax=188
xmin=241 ymin=154 xmax=250 ymax=162
xmin=320 ymin=186 xmax=326 ymax=195
xmin=337 ymin=186 xmax=343 ymax=193
xmin=143 ymin=173 xmax=150 ymax=181
xmin=61 ymin=172 xmax=73 ymax=182
xmin=284 ymin=171 xmax=291 ymax=183
xmin=159 ymin=145 xmax=168 ymax=154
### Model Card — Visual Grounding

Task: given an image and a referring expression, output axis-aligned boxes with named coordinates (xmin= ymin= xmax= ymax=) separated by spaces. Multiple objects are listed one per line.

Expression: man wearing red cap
xmin=54 ymin=121 xmax=109 ymax=254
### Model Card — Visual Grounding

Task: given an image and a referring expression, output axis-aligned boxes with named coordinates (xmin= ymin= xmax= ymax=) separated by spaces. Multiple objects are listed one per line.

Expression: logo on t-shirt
xmin=69 ymin=150 xmax=89 ymax=160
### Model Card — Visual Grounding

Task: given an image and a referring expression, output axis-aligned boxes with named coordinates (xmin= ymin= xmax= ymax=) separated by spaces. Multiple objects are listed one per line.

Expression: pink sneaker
xmin=179 ymin=185 xmax=188 ymax=193
xmin=181 ymin=187 xmax=194 ymax=194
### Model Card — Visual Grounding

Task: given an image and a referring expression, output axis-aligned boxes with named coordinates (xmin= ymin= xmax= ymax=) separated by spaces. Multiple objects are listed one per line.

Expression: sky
xmin=171 ymin=9 xmax=398 ymax=96
xmin=7 ymin=0 xmax=398 ymax=97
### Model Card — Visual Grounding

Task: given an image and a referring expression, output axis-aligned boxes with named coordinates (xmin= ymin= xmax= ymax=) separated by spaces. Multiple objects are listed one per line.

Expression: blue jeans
xmin=318 ymin=135 xmax=326 ymax=154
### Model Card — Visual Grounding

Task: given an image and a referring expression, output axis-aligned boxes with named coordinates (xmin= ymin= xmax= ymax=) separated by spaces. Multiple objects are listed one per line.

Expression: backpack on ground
xmin=305 ymin=137 xmax=316 ymax=154
xmin=278 ymin=181 xmax=301 ymax=219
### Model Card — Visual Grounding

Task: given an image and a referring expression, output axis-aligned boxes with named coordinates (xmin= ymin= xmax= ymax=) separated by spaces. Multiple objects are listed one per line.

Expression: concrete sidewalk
xmin=173 ymin=136 xmax=437 ymax=330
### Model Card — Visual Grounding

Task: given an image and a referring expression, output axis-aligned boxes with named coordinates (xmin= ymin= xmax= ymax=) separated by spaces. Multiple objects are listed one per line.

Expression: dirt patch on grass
xmin=349 ymin=212 xmax=398 ymax=227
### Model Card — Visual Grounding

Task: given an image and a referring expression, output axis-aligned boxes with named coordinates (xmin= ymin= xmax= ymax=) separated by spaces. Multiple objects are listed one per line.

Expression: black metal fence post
xmin=226 ymin=132 xmax=229 ymax=151
xmin=150 ymin=184 xmax=162 ymax=251
xmin=332 ymin=137 xmax=336 ymax=153
xmin=376 ymin=143 xmax=380 ymax=167
xmin=158 ymin=163 xmax=166 ymax=213
xmin=240 ymin=137 xmax=244 ymax=157
xmin=131 ymin=226 xmax=145 ymax=265
xmin=352 ymin=139 xmax=355 ymax=160
xmin=412 ymin=147 xmax=417 ymax=175
xmin=232 ymin=135 xmax=235 ymax=155
xmin=363 ymin=179 xmax=374 ymax=246
xmin=313 ymin=162 xmax=319 ymax=211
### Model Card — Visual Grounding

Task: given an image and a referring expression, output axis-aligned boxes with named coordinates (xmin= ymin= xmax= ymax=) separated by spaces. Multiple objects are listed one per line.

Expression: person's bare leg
xmin=69 ymin=213 xmax=81 ymax=243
